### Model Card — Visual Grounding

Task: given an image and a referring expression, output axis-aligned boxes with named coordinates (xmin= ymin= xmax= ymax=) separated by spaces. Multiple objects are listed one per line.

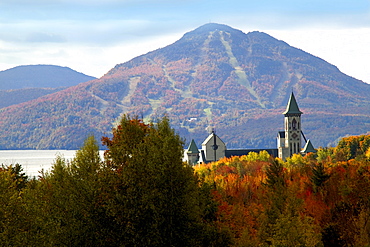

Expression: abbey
xmin=277 ymin=92 xmax=316 ymax=160
xmin=184 ymin=92 xmax=316 ymax=164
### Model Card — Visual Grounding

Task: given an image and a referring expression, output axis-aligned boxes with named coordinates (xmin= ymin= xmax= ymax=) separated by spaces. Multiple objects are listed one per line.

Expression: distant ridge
xmin=0 ymin=23 xmax=369 ymax=149
xmin=0 ymin=65 xmax=96 ymax=90
xmin=0 ymin=88 xmax=63 ymax=109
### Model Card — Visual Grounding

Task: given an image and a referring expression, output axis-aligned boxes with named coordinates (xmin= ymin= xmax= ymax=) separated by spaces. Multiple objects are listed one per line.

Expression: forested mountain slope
xmin=0 ymin=88 xmax=62 ymax=108
xmin=0 ymin=23 xmax=369 ymax=149
xmin=0 ymin=65 xmax=96 ymax=90
xmin=0 ymin=65 xmax=96 ymax=108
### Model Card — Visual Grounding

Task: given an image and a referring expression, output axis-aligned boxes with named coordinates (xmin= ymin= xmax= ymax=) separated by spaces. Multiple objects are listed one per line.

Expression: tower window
xmin=292 ymin=119 xmax=297 ymax=130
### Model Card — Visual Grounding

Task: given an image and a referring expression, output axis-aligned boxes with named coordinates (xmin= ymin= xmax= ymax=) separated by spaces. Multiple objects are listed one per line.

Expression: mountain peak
xmin=192 ymin=23 xmax=237 ymax=32
xmin=0 ymin=65 xmax=96 ymax=90
xmin=182 ymin=23 xmax=245 ymax=38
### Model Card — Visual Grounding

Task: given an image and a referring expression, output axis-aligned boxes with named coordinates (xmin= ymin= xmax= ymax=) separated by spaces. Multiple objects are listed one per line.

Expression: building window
xmin=292 ymin=119 xmax=297 ymax=130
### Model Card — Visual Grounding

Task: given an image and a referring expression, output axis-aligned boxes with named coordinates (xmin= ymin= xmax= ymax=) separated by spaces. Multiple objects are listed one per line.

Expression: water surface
xmin=0 ymin=150 xmax=104 ymax=178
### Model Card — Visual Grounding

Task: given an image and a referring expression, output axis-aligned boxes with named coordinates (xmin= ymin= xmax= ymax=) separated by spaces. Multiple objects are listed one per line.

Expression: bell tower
xmin=279 ymin=92 xmax=303 ymax=159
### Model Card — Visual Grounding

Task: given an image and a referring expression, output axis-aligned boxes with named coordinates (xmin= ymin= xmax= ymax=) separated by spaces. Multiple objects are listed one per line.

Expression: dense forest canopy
xmin=0 ymin=116 xmax=370 ymax=246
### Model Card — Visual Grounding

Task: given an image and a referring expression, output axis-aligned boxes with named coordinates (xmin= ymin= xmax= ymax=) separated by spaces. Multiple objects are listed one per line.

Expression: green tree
xmin=101 ymin=115 xmax=205 ymax=246
xmin=311 ymin=163 xmax=330 ymax=193
xmin=23 ymin=136 xmax=113 ymax=246
xmin=259 ymin=159 xmax=288 ymax=244
xmin=270 ymin=213 xmax=323 ymax=247
xmin=2 ymin=163 xmax=28 ymax=190
xmin=0 ymin=167 xmax=25 ymax=245
xmin=264 ymin=159 xmax=286 ymax=191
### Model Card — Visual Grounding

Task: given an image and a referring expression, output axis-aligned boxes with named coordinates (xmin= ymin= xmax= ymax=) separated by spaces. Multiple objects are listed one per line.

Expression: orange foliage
xmin=195 ymin=150 xmax=370 ymax=245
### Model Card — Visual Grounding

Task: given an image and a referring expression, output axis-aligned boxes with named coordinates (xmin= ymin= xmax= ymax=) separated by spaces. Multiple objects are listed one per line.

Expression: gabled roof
xmin=202 ymin=132 xmax=225 ymax=146
xmin=187 ymin=139 xmax=199 ymax=154
xmin=283 ymin=92 xmax=303 ymax=115
xmin=301 ymin=139 xmax=316 ymax=153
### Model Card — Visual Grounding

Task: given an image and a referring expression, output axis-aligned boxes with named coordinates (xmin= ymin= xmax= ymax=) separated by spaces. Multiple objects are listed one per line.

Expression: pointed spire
xmin=301 ymin=139 xmax=316 ymax=154
xmin=187 ymin=139 xmax=199 ymax=154
xmin=282 ymin=92 xmax=303 ymax=115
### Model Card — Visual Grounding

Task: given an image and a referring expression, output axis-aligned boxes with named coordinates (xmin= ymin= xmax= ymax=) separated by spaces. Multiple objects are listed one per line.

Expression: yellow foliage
xmin=366 ymin=147 xmax=370 ymax=160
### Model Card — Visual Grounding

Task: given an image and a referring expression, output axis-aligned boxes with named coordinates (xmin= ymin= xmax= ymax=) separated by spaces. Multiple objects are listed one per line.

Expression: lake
xmin=0 ymin=150 xmax=105 ymax=178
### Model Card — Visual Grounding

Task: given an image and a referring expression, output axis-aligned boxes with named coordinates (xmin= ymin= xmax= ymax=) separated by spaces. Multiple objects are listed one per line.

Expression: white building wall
xmin=202 ymin=135 xmax=226 ymax=162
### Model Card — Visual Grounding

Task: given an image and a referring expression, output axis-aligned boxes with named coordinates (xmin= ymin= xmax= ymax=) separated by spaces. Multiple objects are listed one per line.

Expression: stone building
xmin=184 ymin=92 xmax=316 ymax=164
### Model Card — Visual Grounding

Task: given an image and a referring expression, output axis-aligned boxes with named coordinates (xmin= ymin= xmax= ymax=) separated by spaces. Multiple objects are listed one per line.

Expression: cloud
xmin=1 ymin=0 xmax=370 ymax=82
xmin=264 ymin=27 xmax=370 ymax=83
xmin=26 ymin=32 xmax=66 ymax=43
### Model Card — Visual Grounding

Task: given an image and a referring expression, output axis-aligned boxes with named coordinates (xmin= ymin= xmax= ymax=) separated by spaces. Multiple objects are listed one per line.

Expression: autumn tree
xmin=336 ymin=135 xmax=370 ymax=160
xmin=101 ymin=115 xmax=205 ymax=246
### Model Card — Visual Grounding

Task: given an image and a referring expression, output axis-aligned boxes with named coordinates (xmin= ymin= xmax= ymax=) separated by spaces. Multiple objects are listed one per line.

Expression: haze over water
xmin=0 ymin=150 xmax=104 ymax=177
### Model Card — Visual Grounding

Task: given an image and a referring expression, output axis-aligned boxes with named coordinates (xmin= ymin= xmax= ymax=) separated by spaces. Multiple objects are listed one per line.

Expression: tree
xmin=0 ymin=167 xmax=26 ymax=245
xmin=1 ymin=163 xmax=28 ymax=190
xmin=311 ymin=163 xmax=330 ymax=193
xmin=366 ymin=147 xmax=370 ymax=160
xmin=101 ymin=115 xmax=204 ymax=246
xmin=336 ymin=135 xmax=370 ymax=160
xmin=23 ymin=136 xmax=111 ymax=246
xmin=259 ymin=159 xmax=288 ymax=244
xmin=270 ymin=213 xmax=322 ymax=247
xmin=264 ymin=159 xmax=286 ymax=191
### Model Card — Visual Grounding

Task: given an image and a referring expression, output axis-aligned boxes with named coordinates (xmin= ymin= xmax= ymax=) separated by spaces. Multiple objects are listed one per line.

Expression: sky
xmin=0 ymin=0 xmax=370 ymax=83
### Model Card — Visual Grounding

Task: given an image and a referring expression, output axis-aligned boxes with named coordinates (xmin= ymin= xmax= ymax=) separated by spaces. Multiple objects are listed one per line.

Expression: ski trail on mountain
xmin=146 ymin=58 xmax=192 ymax=117
xmin=219 ymin=31 xmax=266 ymax=108
xmin=269 ymin=61 xmax=291 ymax=107
xmin=88 ymin=76 xmax=140 ymax=118
xmin=121 ymin=76 xmax=140 ymax=107
xmin=116 ymin=76 xmax=140 ymax=117
xmin=161 ymin=64 xmax=192 ymax=98
xmin=90 ymin=93 xmax=110 ymax=114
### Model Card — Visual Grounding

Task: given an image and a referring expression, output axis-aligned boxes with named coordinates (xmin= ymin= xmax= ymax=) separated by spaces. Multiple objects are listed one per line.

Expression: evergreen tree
xmin=260 ymin=159 xmax=288 ymax=244
xmin=311 ymin=163 xmax=330 ymax=193
xmin=264 ymin=159 xmax=286 ymax=191
xmin=24 ymin=137 xmax=111 ymax=246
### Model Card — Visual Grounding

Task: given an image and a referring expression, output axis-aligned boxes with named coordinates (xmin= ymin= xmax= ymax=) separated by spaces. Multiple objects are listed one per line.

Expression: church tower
xmin=278 ymin=92 xmax=303 ymax=160
xmin=186 ymin=139 xmax=200 ymax=165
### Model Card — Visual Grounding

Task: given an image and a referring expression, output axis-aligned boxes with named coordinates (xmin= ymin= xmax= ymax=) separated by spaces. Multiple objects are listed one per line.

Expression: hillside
xmin=0 ymin=23 xmax=369 ymax=149
xmin=0 ymin=88 xmax=64 ymax=109
xmin=0 ymin=65 xmax=96 ymax=108
xmin=0 ymin=65 xmax=96 ymax=90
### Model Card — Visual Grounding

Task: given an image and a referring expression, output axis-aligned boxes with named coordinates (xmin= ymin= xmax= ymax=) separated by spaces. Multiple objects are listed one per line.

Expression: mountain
xmin=0 ymin=23 xmax=369 ymax=149
xmin=0 ymin=88 xmax=62 ymax=108
xmin=0 ymin=65 xmax=96 ymax=108
xmin=0 ymin=65 xmax=96 ymax=90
